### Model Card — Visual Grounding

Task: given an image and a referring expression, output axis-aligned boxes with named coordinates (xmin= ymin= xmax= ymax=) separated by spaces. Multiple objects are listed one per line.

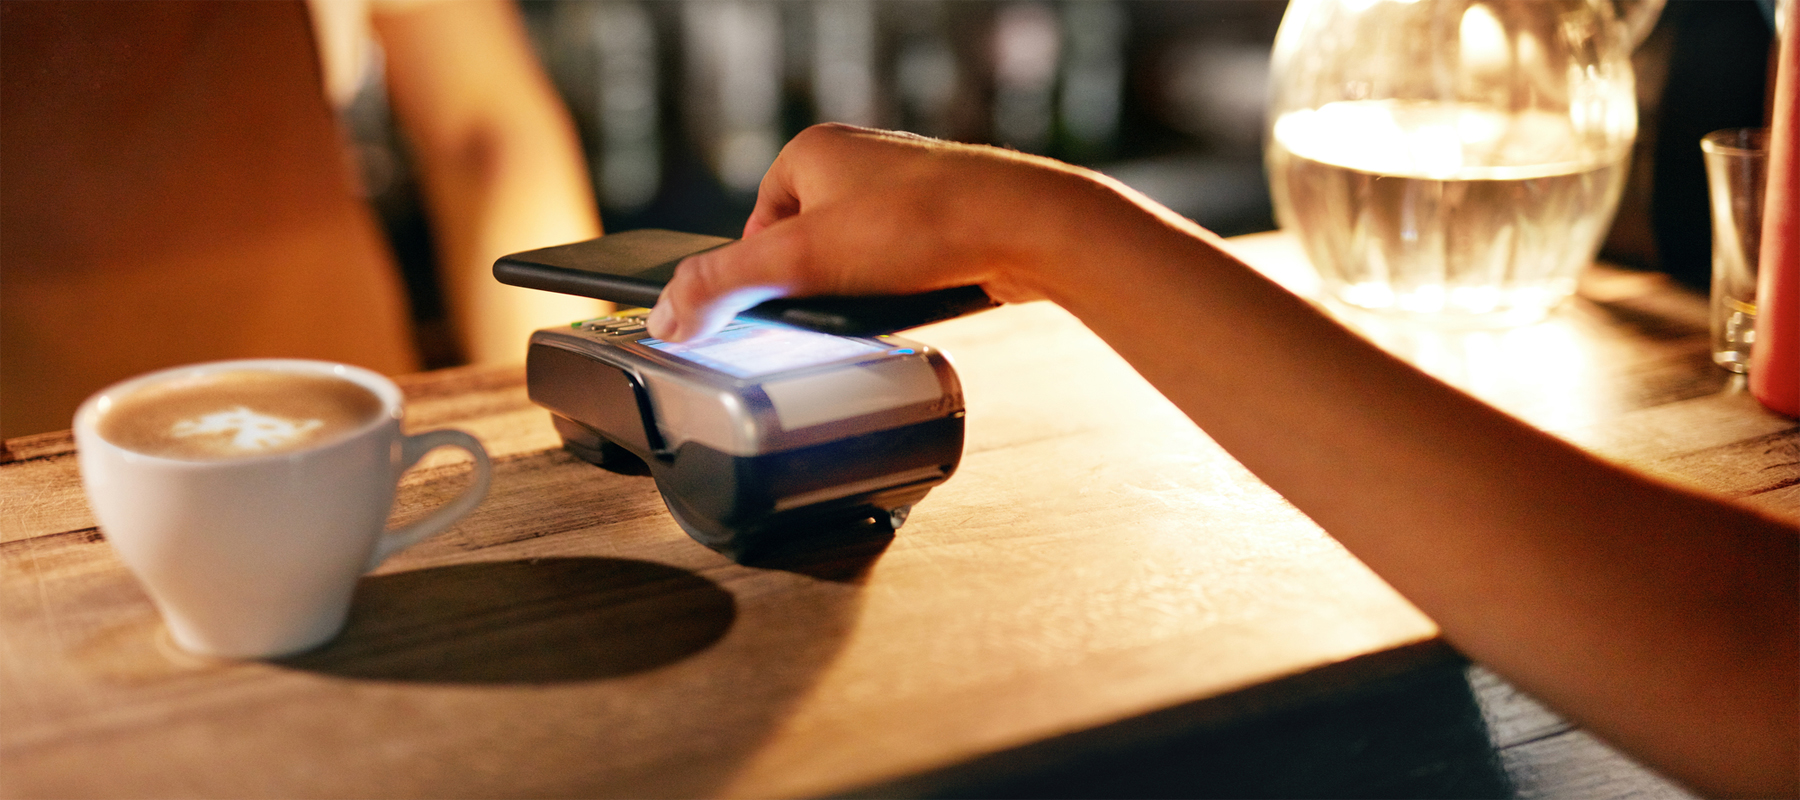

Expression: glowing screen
xmin=640 ymin=321 xmax=885 ymax=378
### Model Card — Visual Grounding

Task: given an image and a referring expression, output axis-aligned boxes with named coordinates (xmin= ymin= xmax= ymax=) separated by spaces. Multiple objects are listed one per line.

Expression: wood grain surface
xmin=3 ymin=232 xmax=1793 ymax=798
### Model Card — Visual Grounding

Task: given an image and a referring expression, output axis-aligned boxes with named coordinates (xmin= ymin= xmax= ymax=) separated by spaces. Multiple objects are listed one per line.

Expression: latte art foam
xmin=170 ymin=406 xmax=325 ymax=452
xmin=97 ymin=370 xmax=385 ymax=460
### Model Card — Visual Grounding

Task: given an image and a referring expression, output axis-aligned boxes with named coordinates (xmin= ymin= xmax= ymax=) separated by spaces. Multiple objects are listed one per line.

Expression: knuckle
xmin=808 ymin=121 xmax=857 ymax=138
xmin=791 ymin=123 xmax=842 ymax=152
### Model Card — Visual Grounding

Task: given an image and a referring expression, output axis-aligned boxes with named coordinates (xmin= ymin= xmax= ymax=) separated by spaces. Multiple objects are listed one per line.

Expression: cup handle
xmin=364 ymin=428 xmax=492 ymax=572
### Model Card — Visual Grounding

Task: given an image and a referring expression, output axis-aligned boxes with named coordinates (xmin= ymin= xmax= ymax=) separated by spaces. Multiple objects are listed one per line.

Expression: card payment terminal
xmin=527 ymin=315 xmax=965 ymax=560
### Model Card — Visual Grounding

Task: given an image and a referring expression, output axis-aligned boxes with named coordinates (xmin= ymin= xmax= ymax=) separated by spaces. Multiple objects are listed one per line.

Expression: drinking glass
xmin=1701 ymin=127 xmax=1769 ymax=373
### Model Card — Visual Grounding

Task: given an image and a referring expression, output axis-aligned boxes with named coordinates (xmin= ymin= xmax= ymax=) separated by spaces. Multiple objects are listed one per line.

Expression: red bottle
xmin=1750 ymin=0 xmax=1799 ymax=418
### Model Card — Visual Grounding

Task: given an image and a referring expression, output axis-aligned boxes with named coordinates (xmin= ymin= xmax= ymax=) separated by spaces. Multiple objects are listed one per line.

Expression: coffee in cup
xmin=95 ymin=370 xmax=385 ymax=460
xmin=76 ymin=359 xmax=491 ymax=658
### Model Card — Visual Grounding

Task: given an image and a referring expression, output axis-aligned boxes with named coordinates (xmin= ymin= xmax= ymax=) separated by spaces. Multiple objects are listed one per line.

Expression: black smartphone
xmin=493 ymin=229 xmax=998 ymax=337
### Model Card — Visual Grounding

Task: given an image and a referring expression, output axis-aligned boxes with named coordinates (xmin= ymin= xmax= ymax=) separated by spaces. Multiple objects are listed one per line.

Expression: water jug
xmin=1267 ymin=0 xmax=1665 ymax=325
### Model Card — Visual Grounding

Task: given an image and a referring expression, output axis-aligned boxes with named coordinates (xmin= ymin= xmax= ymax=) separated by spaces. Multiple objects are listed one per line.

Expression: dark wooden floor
xmin=857 ymin=653 xmax=1696 ymax=799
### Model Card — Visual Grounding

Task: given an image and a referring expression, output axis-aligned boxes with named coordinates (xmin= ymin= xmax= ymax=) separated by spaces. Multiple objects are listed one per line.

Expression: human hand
xmin=646 ymin=124 xmax=1123 ymax=341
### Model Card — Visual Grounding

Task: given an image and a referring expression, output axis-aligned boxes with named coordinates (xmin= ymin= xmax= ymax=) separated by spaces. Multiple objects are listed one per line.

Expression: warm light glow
xmin=1274 ymin=100 xmax=1606 ymax=179
xmin=1341 ymin=311 xmax=1604 ymax=433
xmin=1459 ymin=4 xmax=1510 ymax=75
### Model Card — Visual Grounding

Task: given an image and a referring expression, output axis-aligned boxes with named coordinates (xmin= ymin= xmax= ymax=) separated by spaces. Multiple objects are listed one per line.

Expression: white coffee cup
xmin=74 ymin=359 xmax=492 ymax=658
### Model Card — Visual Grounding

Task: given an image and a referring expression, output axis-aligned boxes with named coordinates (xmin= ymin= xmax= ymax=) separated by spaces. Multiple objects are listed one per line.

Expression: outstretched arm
xmin=372 ymin=0 xmax=605 ymax=364
xmin=650 ymin=124 xmax=1799 ymax=797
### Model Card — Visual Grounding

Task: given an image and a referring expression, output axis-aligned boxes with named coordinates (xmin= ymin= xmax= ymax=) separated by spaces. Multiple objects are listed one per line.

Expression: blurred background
xmin=343 ymin=0 xmax=1278 ymax=366
xmin=0 ymin=0 xmax=1769 ymax=440
xmin=338 ymin=0 xmax=1772 ymax=369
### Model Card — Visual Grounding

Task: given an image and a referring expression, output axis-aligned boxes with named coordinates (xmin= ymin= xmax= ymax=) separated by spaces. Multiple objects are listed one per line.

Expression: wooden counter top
xmin=3 ymin=232 xmax=1793 ymax=798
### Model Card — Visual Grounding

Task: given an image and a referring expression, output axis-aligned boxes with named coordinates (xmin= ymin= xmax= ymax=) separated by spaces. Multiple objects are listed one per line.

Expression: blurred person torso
xmin=1 ymin=0 xmax=419 ymax=439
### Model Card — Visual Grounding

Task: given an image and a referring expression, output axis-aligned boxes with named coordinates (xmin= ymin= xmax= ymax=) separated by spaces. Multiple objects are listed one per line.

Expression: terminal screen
xmin=640 ymin=320 xmax=886 ymax=378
